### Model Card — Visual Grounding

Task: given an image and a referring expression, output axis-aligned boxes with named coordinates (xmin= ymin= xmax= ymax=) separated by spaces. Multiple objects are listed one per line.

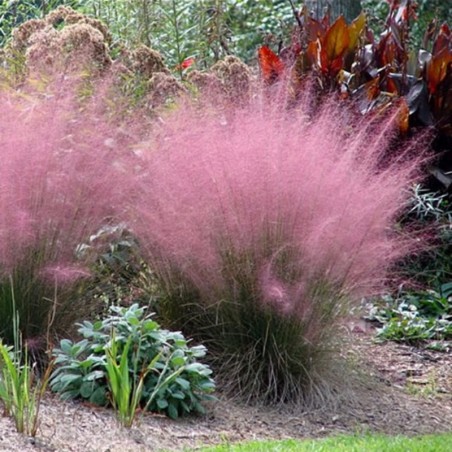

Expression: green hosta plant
xmin=50 ymin=304 xmax=215 ymax=420
xmin=368 ymin=287 xmax=452 ymax=344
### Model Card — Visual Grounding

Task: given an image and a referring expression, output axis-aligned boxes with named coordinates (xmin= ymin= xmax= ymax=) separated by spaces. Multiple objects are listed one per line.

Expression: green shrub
xmin=50 ymin=303 xmax=215 ymax=419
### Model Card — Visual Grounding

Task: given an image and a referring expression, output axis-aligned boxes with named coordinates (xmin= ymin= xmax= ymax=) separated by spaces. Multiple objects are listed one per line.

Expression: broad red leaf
xmin=387 ymin=77 xmax=398 ymax=95
xmin=427 ymin=52 xmax=452 ymax=94
xmin=323 ymin=16 xmax=350 ymax=62
xmin=365 ymin=78 xmax=380 ymax=100
xmin=348 ymin=12 xmax=366 ymax=51
xmin=258 ymin=46 xmax=285 ymax=84
xmin=306 ymin=40 xmax=319 ymax=67
xmin=176 ymin=57 xmax=195 ymax=70
xmin=397 ymin=98 xmax=410 ymax=134
xmin=306 ymin=17 xmax=326 ymax=41
xmin=377 ymin=33 xmax=397 ymax=67
xmin=433 ymin=24 xmax=451 ymax=56
xmin=330 ymin=55 xmax=345 ymax=75
xmin=395 ymin=5 xmax=408 ymax=23
xmin=321 ymin=9 xmax=331 ymax=29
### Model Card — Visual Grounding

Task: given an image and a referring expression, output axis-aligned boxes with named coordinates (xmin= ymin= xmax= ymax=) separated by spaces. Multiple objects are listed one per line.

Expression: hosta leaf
xmin=198 ymin=380 xmax=215 ymax=391
xmin=171 ymin=356 xmax=185 ymax=367
xmin=175 ymin=377 xmax=190 ymax=390
xmin=190 ymin=345 xmax=206 ymax=358
xmin=60 ymin=388 xmax=80 ymax=400
xmin=185 ymin=363 xmax=212 ymax=376
xmin=85 ymin=369 xmax=105 ymax=381
xmin=171 ymin=391 xmax=185 ymax=400
xmin=80 ymin=381 xmax=95 ymax=399
xmin=156 ymin=398 xmax=168 ymax=410
xmin=167 ymin=403 xmax=179 ymax=419
xmin=59 ymin=374 xmax=82 ymax=386
xmin=59 ymin=339 xmax=74 ymax=355
xmin=89 ymin=386 xmax=107 ymax=406
xmin=143 ymin=320 xmax=159 ymax=331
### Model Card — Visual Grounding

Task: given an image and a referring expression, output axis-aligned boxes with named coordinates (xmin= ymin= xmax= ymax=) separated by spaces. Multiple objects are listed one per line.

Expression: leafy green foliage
xmin=367 ymin=288 xmax=452 ymax=344
xmin=50 ymin=304 xmax=215 ymax=419
xmin=362 ymin=0 xmax=450 ymax=50
xmin=0 ymin=295 xmax=53 ymax=436
xmin=0 ymin=342 xmax=53 ymax=436
xmin=77 ymin=224 xmax=155 ymax=318
xmin=0 ymin=0 xmax=80 ymax=46
xmin=398 ymin=185 xmax=452 ymax=289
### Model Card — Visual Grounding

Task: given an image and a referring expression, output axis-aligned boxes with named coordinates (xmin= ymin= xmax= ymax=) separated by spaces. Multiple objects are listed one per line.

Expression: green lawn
xmin=194 ymin=433 xmax=452 ymax=451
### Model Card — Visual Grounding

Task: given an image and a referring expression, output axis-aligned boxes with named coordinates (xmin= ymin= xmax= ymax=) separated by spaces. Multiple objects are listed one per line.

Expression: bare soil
xmin=0 ymin=323 xmax=451 ymax=452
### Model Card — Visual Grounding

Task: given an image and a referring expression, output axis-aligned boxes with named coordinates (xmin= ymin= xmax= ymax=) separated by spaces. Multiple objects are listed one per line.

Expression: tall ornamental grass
xmin=0 ymin=78 xmax=134 ymax=347
xmin=131 ymin=98 xmax=427 ymax=405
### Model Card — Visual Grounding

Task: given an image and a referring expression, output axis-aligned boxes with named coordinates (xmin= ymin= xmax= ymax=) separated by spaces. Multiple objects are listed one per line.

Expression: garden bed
xmin=1 ymin=325 xmax=450 ymax=452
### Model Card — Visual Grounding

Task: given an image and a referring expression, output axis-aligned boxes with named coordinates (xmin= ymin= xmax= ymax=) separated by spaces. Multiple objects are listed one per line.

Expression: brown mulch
xmin=0 ymin=324 xmax=451 ymax=452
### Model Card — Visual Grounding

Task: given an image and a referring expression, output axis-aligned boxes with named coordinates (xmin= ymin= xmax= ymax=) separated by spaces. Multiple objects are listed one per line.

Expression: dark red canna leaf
xmin=323 ymin=16 xmax=350 ymax=62
xmin=348 ymin=12 xmax=366 ymax=51
xmin=427 ymin=52 xmax=452 ymax=94
xmin=258 ymin=46 xmax=285 ymax=84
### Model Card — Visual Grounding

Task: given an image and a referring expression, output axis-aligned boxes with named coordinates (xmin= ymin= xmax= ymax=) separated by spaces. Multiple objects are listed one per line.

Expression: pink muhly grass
xmin=134 ymin=101 xmax=424 ymax=305
xmin=0 ymin=77 xmax=136 ymax=344
xmin=131 ymin=96 xmax=427 ymax=404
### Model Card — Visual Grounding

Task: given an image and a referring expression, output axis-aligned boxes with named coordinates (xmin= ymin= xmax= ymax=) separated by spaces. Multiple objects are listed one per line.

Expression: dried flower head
xmin=45 ymin=6 xmax=111 ymax=44
xmin=147 ymin=72 xmax=186 ymax=109
xmin=211 ymin=55 xmax=253 ymax=104
xmin=128 ymin=45 xmax=169 ymax=78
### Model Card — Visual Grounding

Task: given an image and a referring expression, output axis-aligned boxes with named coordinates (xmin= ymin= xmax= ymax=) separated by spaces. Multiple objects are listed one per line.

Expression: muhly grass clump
xmin=0 ymin=77 xmax=136 ymax=347
xmin=130 ymin=96 xmax=427 ymax=405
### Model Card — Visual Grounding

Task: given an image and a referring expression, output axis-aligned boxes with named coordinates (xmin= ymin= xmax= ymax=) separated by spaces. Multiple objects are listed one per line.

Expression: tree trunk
xmin=304 ymin=0 xmax=362 ymax=23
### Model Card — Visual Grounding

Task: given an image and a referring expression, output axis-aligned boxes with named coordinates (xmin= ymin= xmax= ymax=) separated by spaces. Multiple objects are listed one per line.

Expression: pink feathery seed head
xmin=132 ymin=91 xmax=430 ymax=313
xmin=0 ymin=74 xmax=140 ymax=277
xmin=258 ymin=260 xmax=293 ymax=315
xmin=39 ymin=264 xmax=91 ymax=285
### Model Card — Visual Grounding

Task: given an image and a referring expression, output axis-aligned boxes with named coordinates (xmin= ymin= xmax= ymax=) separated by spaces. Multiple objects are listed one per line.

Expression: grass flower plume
xmin=131 ymin=98 xmax=425 ymax=404
xmin=0 ymin=79 xmax=133 ymax=345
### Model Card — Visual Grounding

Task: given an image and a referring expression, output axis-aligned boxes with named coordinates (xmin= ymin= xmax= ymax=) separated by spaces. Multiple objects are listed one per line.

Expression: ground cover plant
xmin=365 ymin=185 xmax=452 ymax=345
xmin=368 ymin=289 xmax=452 ymax=344
xmin=50 ymin=304 xmax=215 ymax=422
